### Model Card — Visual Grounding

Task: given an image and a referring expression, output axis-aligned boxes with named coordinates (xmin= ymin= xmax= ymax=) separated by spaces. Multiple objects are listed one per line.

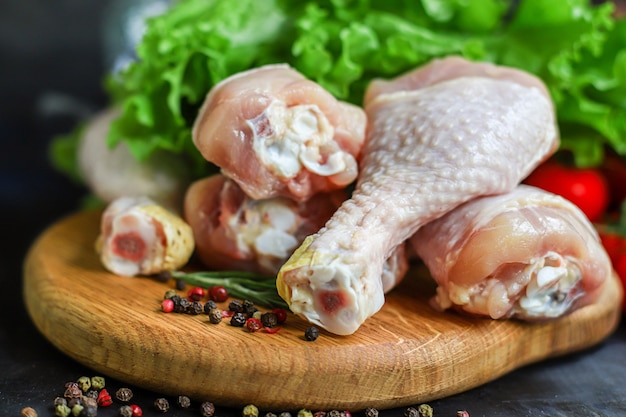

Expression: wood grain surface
xmin=22 ymin=209 xmax=623 ymax=411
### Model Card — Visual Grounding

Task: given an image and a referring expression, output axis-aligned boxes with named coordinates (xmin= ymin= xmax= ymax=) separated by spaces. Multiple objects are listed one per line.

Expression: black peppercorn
xmin=228 ymin=299 xmax=244 ymax=313
xmin=304 ymin=326 xmax=320 ymax=341
xmin=175 ymin=278 xmax=187 ymax=290
xmin=243 ymin=300 xmax=258 ymax=316
xmin=200 ymin=401 xmax=216 ymax=417
xmin=208 ymin=308 xmax=223 ymax=324
xmin=230 ymin=312 xmax=247 ymax=327
xmin=327 ymin=410 xmax=341 ymax=417
xmin=175 ymin=297 xmax=191 ymax=313
xmin=81 ymin=396 xmax=97 ymax=410
xmin=177 ymin=395 xmax=191 ymax=409
xmin=279 ymin=412 xmax=292 ymax=417
xmin=82 ymin=404 xmax=98 ymax=417
xmin=119 ymin=405 xmax=134 ymax=417
xmin=404 ymin=407 xmax=419 ymax=417
xmin=204 ymin=300 xmax=217 ymax=312
xmin=265 ymin=413 xmax=277 ymax=417
xmin=189 ymin=301 xmax=204 ymax=315
xmin=364 ymin=408 xmax=379 ymax=417
xmin=155 ymin=270 xmax=172 ymax=282
xmin=67 ymin=397 xmax=81 ymax=408
xmin=84 ymin=390 xmax=98 ymax=399
xmin=115 ymin=387 xmax=133 ymax=402
xmin=260 ymin=312 xmax=278 ymax=328
xmin=154 ymin=398 xmax=170 ymax=413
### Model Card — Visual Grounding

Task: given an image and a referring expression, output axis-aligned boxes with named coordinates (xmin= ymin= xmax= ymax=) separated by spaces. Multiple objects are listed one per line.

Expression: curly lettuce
xmin=51 ymin=0 xmax=626 ymax=182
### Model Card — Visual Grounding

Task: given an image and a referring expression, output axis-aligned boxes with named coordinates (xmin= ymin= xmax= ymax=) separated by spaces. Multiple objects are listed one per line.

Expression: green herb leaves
xmin=171 ymin=270 xmax=289 ymax=309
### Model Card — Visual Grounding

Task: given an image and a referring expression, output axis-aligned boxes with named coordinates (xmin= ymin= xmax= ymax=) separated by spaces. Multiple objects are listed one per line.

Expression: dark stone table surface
xmin=1 ymin=1 xmax=625 ymax=416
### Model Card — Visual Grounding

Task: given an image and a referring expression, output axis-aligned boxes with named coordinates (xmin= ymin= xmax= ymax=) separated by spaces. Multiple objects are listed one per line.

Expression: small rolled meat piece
xmin=97 ymin=196 xmax=195 ymax=276
xmin=184 ymin=175 xmax=350 ymax=275
xmin=410 ymin=185 xmax=612 ymax=320
xmin=192 ymin=64 xmax=366 ymax=202
xmin=276 ymin=56 xmax=559 ymax=335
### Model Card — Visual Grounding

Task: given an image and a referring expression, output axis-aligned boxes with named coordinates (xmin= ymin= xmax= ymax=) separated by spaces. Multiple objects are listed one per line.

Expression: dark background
xmin=1 ymin=1 xmax=626 ymax=416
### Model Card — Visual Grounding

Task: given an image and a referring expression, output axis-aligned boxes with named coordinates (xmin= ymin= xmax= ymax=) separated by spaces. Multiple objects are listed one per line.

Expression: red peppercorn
xmin=187 ymin=286 xmax=206 ymax=301
xmin=456 ymin=411 xmax=469 ymax=417
xmin=97 ymin=389 xmax=113 ymax=407
xmin=272 ymin=308 xmax=288 ymax=323
xmin=130 ymin=404 xmax=143 ymax=417
xmin=246 ymin=317 xmax=262 ymax=332
xmin=161 ymin=299 xmax=174 ymax=313
xmin=209 ymin=285 xmax=228 ymax=302
xmin=344 ymin=411 xmax=352 ymax=417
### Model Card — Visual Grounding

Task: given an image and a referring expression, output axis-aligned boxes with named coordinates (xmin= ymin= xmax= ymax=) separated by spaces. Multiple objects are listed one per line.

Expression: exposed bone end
xmin=430 ymin=252 xmax=593 ymax=321
xmin=277 ymin=235 xmax=384 ymax=335
xmin=97 ymin=197 xmax=195 ymax=277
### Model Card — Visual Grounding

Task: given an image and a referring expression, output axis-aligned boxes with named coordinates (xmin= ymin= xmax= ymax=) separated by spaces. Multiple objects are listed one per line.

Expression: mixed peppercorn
xmin=18 ymin=277 xmax=476 ymax=417
xmin=19 ymin=373 xmax=470 ymax=417
xmin=158 ymin=281 xmax=325 ymax=339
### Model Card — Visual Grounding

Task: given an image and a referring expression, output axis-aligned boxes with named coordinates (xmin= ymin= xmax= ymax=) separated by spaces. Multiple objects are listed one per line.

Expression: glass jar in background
xmin=101 ymin=0 xmax=174 ymax=74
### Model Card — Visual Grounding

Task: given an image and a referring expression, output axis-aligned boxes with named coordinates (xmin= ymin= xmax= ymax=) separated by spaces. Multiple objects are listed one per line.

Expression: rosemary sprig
xmin=170 ymin=270 xmax=289 ymax=310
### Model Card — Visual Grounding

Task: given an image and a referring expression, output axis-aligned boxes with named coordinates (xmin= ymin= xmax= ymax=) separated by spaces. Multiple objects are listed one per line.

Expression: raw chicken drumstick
xmin=192 ymin=64 xmax=366 ymax=202
xmin=184 ymin=174 xmax=347 ymax=275
xmin=410 ymin=185 xmax=612 ymax=320
xmin=97 ymin=196 xmax=195 ymax=277
xmin=276 ymin=56 xmax=559 ymax=335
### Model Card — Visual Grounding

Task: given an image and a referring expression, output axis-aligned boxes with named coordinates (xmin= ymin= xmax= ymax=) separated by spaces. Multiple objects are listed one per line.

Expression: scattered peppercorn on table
xmin=22 ymin=209 xmax=623 ymax=411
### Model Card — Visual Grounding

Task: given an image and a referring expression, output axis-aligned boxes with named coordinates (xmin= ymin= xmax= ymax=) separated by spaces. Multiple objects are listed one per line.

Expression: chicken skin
xmin=276 ymin=57 xmax=559 ymax=335
xmin=192 ymin=64 xmax=366 ymax=202
xmin=411 ymin=185 xmax=611 ymax=320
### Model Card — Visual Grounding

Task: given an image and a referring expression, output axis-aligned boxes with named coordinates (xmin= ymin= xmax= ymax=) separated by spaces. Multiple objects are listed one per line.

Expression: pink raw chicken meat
xmin=410 ymin=185 xmax=612 ymax=320
xmin=184 ymin=174 xmax=347 ymax=275
xmin=276 ymin=56 xmax=559 ymax=335
xmin=192 ymin=64 xmax=366 ymax=202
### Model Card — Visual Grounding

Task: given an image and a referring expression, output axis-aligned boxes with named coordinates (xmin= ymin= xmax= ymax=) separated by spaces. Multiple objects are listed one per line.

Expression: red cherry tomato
xmin=524 ymin=161 xmax=609 ymax=222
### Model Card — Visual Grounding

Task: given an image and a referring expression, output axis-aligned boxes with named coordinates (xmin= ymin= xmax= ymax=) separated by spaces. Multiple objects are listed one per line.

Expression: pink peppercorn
xmin=456 ymin=411 xmax=469 ymax=417
xmin=96 ymin=389 xmax=112 ymax=407
xmin=272 ymin=308 xmax=288 ymax=323
xmin=130 ymin=404 xmax=143 ymax=417
xmin=161 ymin=299 xmax=174 ymax=313
xmin=187 ymin=286 xmax=206 ymax=301
xmin=246 ymin=317 xmax=263 ymax=332
xmin=209 ymin=285 xmax=228 ymax=302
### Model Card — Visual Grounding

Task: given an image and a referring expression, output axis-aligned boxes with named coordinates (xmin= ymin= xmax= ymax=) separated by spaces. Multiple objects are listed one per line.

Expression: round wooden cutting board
xmin=23 ymin=209 xmax=623 ymax=411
